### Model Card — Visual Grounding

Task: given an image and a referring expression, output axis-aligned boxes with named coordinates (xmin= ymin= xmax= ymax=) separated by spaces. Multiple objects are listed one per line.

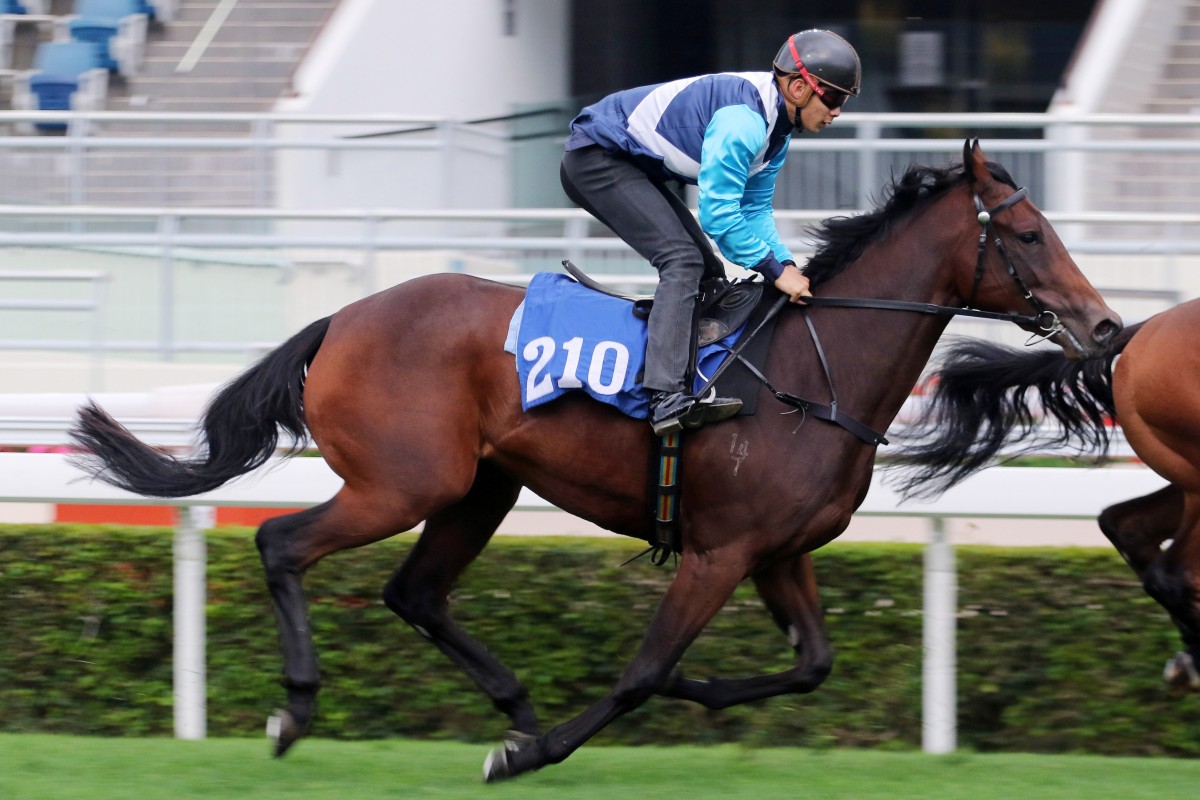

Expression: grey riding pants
xmin=560 ymin=145 xmax=726 ymax=393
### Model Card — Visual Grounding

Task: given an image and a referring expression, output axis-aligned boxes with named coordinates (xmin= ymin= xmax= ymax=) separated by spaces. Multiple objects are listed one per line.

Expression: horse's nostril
xmin=1093 ymin=317 xmax=1121 ymax=345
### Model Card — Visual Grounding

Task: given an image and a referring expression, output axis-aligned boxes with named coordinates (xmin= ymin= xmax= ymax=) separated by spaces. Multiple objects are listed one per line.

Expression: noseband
xmin=966 ymin=187 xmax=1063 ymax=337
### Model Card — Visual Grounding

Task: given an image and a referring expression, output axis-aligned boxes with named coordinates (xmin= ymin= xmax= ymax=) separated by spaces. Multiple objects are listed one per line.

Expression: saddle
xmin=560 ymin=259 xmax=770 ymax=566
xmin=561 ymin=259 xmax=763 ymax=347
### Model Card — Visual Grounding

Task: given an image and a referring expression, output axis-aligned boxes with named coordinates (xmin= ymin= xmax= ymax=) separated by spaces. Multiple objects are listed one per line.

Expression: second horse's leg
xmin=1097 ymin=485 xmax=1183 ymax=575
xmin=1097 ymin=485 xmax=1200 ymax=687
xmin=661 ymin=553 xmax=833 ymax=708
xmin=1142 ymin=500 xmax=1200 ymax=690
xmin=381 ymin=462 xmax=539 ymax=735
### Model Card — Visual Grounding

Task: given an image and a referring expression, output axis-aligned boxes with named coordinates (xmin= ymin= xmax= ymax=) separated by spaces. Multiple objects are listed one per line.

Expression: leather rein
xmin=695 ymin=186 xmax=1062 ymax=446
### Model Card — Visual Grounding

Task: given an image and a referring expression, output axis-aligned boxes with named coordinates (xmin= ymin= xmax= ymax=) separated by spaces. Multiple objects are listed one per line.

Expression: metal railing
xmin=4 ymin=110 xmax=1200 ymax=210
xmin=0 ymin=204 xmax=1196 ymax=383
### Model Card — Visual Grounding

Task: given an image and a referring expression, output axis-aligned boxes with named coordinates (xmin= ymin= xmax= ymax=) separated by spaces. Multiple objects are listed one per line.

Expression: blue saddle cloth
xmin=505 ymin=272 xmax=744 ymax=419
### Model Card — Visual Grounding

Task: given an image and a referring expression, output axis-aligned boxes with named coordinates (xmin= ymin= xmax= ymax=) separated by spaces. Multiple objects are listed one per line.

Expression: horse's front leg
xmin=483 ymin=548 xmax=746 ymax=782
xmin=661 ymin=552 xmax=833 ymax=708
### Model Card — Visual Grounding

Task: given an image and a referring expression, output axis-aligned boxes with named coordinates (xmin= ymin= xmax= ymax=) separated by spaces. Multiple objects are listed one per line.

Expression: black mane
xmin=803 ymin=160 xmax=1017 ymax=287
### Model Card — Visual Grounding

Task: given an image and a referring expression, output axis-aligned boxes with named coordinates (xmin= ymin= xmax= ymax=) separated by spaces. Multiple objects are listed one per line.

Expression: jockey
xmin=561 ymin=29 xmax=862 ymax=435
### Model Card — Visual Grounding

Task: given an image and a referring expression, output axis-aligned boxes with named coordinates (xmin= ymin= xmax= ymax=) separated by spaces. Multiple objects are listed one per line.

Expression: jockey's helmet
xmin=773 ymin=29 xmax=862 ymax=103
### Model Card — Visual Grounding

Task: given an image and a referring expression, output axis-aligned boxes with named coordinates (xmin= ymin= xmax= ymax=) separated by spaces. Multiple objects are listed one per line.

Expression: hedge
xmin=0 ymin=524 xmax=1195 ymax=755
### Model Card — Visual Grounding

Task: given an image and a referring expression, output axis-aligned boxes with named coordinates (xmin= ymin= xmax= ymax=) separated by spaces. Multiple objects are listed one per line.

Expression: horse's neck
xmin=788 ymin=238 xmax=958 ymax=432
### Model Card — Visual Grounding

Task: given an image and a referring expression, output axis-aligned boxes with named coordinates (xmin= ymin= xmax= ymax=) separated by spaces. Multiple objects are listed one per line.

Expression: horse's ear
xmin=964 ymin=138 xmax=990 ymax=187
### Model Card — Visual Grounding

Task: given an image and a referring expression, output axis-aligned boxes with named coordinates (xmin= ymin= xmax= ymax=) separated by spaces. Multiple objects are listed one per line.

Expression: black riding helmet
xmin=773 ymin=29 xmax=861 ymax=100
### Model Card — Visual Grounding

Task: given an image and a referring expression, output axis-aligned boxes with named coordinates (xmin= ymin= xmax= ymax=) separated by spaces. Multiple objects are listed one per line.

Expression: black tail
xmin=70 ymin=317 xmax=331 ymax=497
xmin=890 ymin=325 xmax=1142 ymax=498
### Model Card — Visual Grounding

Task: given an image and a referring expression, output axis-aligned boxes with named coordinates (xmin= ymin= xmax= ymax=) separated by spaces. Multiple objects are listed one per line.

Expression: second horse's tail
xmin=891 ymin=324 xmax=1142 ymax=497
xmin=70 ymin=317 xmax=331 ymax=497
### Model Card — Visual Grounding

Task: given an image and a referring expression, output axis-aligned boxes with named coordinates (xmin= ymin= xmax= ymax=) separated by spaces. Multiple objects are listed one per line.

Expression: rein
xmin=694 ymin=184 xmax=1061 ymax=446
xmin=803 ymin=187 xmax=1060 ymax=333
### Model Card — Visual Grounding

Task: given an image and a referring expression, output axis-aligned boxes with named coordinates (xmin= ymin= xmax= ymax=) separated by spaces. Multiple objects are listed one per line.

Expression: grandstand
xmin=4 ymin=0 xmax=1200 ymax=397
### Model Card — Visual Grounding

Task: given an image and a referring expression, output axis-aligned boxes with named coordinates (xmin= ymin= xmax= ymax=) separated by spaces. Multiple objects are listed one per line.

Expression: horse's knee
xmin=255 ymin=506 xmax=332 ymax=578
xmin=255 ymin=514 xmax=299 ymax=578
xmin=381 ymin=573 xmax=442 ymax=636
xmin=797 ymin=651 xmax=834 ymax=692
xmin=1096 ymin=503 xmax=1123 ymax=542
xmin=611 ymin=662 xmax=671 ymax=711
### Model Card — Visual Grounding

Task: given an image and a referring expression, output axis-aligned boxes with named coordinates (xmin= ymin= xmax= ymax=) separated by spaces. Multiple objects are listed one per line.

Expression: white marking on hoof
xmin=482 ymin=746 xmax=508 ymax=782
xmin=266 ymin=713 xmax=282 ymax=741
xmin=1164 ymin=651 xmax=1200 ymax=689
xmin=787 ymin=624 xmax=802 ymax=649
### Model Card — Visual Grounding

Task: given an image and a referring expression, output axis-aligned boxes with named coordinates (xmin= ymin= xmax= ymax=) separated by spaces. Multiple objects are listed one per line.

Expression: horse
xmin=889 ymin=298 xmax=1200 ymax=690
xmin=68 ymin=140 xmax=1120 ymax=781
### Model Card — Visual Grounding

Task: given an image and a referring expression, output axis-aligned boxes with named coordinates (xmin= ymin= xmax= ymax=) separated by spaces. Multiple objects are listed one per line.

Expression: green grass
xmin=2 ymin=735 xmax=1199 ymax=800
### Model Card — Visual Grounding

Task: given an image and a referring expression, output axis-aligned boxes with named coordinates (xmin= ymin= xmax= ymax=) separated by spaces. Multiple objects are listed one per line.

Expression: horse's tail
xmin=890 ymin=325 xmax=1142 ymax=497
xmin=70 ymin=317 xmax=331 ymax=497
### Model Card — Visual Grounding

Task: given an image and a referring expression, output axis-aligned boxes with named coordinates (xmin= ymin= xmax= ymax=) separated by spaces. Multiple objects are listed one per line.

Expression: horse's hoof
xmin=483 ymin=736 xmax=534 ymax=783
xmin=482 ymin=743 xmax=513 ymax=783
xmin=1163 ymin=652 xmax=1200 ymax=690
xmin=267 ymin=709 xmax=305 ymax=757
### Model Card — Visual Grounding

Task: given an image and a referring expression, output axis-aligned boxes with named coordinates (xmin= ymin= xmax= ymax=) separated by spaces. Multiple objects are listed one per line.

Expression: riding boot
xmin=649 ymin=295 xmax=741 ymax=434
xmin=650 ymin=390 xmax=743 ymax=435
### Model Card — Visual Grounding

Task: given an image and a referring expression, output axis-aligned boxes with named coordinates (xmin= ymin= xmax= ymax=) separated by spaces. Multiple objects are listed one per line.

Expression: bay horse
xmin=890 ymin=297 xmax=1200 ymax=692
xmin=69 ymin=141 xmax=1119 ymax=781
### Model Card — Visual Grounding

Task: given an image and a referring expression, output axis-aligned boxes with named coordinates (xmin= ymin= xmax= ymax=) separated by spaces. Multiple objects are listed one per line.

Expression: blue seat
xmin=27 ymin=40 xmax=105 ymax=128
xmin=2 ymin=0 xmax=29 ymax=13
xmin=68 ymin=0 xmax=142 ymax=71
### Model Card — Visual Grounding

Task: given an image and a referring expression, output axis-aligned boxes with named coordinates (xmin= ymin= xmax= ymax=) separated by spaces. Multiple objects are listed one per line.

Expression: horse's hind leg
xmin=257 ymin=491 xmax=425 ymax=757
xmin=1100 ymin=485 xmax=1200 ymax=688
xmin=1097 ymin=485 xmax=1183 ymax=575
xmin=381 ymin=462 xmax=539 ymax=735
xmin=1141 ymin=500 xmax=1200 ymax=690
xmin=484 ymin=548 xmax=747 ymax=782
xmin=661 ymin=553 xmax=833 ymax=708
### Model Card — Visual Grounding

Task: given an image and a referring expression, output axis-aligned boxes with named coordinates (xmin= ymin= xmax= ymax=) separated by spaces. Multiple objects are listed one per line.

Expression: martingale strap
xmin=715 ymin=310 xmax=889 ymax=446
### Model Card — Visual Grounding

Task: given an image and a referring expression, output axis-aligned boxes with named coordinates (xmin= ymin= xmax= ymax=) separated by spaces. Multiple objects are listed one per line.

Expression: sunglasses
xmin=785 ymin=36 xmax=852 ymax=110
xmin=813 ymin=83 xmax=849 ymax=109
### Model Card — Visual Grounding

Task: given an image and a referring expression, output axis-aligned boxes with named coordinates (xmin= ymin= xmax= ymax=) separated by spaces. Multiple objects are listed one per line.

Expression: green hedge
xmin=0 ymin=524 xmax=1194 ymax=755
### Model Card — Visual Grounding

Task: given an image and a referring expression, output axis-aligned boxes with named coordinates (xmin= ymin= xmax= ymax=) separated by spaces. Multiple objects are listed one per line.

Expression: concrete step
xmin=1169 ymin=40 xmax=1200 ymax=59
xmin=1144 ymin=97 xmax=1200 ymax=111
xmin=1151 ymin=78 xmax=1200 ymax=98
xmin=126 ymin=77 xmax=289 ymax=99
xmin=116 ymin=96 xmax=282 ymax=111
xmin=1161 ymin=58 xmax=1200 ymax=79
xmin=153 ymin=18 xmax=328 ymax=40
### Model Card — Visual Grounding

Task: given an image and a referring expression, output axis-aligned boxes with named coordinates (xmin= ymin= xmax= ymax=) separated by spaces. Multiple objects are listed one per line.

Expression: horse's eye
xmin=1017 ymin=231 xmax=1041 ymax=245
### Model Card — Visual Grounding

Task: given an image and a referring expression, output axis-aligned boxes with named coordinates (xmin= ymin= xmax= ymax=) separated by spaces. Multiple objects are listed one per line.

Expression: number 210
xmin=523 ymin=336 xmax=630 ymax=402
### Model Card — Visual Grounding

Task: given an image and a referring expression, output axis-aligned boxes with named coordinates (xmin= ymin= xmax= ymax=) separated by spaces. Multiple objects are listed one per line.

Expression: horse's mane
xmin=803 ymin=161 xmax=1017 ymax=287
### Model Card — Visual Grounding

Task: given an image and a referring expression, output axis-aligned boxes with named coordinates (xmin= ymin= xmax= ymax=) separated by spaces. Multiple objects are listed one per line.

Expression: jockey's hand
xmin=774 ymin=263 xmax=811 ymax=304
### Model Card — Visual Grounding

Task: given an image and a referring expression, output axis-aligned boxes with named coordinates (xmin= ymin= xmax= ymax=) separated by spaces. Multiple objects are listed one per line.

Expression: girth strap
xmin=650 ymin=431 xmax=683 ymax=564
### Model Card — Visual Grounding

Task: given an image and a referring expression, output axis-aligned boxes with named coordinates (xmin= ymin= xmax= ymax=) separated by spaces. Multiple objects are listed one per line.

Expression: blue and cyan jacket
xmin=566 ymin=71 xmax=795 ymax=280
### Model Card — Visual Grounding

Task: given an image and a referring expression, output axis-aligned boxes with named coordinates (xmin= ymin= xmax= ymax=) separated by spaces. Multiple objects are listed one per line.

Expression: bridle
xmin=693 ymin=183 xmax=1070 ymax=446
xmin=966 ymin=186 xmax=1063 ymax=339
xmin=802 ymin=183 xmax=1063 ymax=336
